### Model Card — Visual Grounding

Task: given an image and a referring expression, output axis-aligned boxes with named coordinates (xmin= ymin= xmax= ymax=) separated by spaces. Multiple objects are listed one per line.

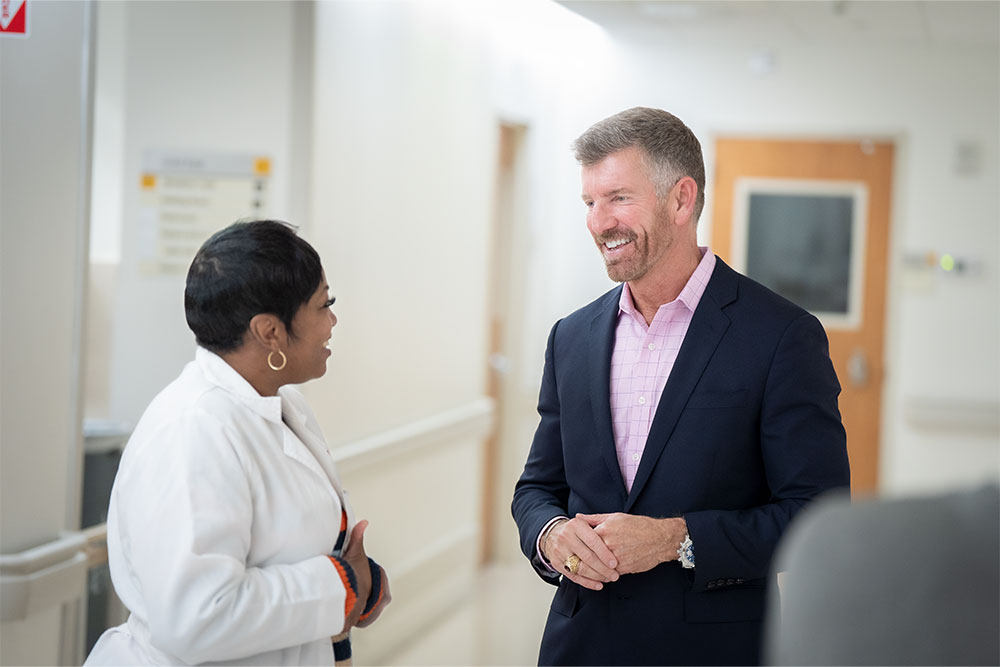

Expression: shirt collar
xmin=279 ymin=387 xmax=309 ymax=429
xmin=618 ymin=246 xmax=716 ymax=318
xmin=195 ymin=346 xmax=284 ymax=424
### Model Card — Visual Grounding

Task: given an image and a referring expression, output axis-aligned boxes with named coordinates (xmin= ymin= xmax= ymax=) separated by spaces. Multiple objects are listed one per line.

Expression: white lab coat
xmin=85 ymin=347 xmax=357 ymax=665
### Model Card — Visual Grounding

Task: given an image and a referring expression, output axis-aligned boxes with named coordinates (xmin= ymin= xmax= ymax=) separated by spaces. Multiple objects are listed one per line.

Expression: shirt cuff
xmin=534 ymin=516 xmax=569 ymax=575
xmin=332 ymin=637 xmax=352 ymax=662
xmin=359 ymin=557 xmax=384 ymax=622
xmin=327 ymin=556 xmax=359 ymax=618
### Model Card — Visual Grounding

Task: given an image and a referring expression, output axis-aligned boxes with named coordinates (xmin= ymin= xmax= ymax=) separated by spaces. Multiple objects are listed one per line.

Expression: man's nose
xmin=588 ymin=202 xmax=617 ymax=235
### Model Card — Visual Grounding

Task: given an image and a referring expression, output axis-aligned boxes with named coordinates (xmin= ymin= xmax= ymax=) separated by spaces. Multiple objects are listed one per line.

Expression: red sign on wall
xmin=1 ymin=0 xmax=28 ymax=37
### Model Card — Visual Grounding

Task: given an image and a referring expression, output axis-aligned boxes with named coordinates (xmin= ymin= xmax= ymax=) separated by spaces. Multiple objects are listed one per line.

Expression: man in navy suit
xmin=512 ymin=107 xmax=850 ymax=666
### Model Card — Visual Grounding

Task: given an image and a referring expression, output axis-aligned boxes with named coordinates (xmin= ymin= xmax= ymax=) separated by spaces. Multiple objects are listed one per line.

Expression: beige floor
xmin=378 ymin=560 xmax=555 ymax=666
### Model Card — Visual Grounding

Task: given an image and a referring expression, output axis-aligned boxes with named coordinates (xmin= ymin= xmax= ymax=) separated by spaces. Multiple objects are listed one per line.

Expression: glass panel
xmin=745 ymin=193 xmax=854 ymax=314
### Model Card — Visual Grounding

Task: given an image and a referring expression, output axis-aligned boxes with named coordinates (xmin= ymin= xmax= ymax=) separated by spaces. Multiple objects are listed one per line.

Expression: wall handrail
xmin=330 ymin=397 xmax=495 ymax=474
xmin=904 ymin=397 xmax=1000 ymax=434
xmin=0 ymin=532 xmax=85 ymax=576
xmin=0 ymin=532 xmax=88 ymax=622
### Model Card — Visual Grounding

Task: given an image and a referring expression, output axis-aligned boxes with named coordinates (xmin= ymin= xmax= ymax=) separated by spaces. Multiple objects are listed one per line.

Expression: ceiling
xmin=557 ymin=1 xmax=1000 ymax=50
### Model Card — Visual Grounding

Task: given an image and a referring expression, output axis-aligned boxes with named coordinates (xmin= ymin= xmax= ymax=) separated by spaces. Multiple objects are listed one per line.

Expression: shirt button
xmin=638 ymin=396 xmax=646 ymax=405
xmin=648 ymin=343 xmax=655 ymax=350
xmin=632 ymin=453 xmax=640 ymax=461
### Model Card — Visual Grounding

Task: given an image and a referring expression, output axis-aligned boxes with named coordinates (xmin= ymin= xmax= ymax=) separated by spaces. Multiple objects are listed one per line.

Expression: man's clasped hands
xmin=541 ymin=513 xmax=690 ymax=590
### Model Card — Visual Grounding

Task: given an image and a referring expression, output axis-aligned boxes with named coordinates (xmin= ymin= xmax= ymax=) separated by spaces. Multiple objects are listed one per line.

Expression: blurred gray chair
xmin=766 ymin=483 xmax=999 ymax=666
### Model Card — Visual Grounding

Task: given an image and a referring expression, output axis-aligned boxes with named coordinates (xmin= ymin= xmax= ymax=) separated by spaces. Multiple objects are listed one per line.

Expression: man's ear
xmin=247 ymin=313 xmax=287 ymax=350
xmin=671 ymin=176 xmax=699 ymax=225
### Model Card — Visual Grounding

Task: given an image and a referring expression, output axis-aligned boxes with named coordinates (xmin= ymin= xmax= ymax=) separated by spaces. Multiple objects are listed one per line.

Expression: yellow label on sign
xmin=254 ymin=158 xmax=271 ymax=176
xmin=141 ymin=174 xmax=157 ymax=189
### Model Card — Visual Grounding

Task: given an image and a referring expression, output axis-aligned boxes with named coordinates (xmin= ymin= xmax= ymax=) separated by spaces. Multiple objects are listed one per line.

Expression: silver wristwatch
xmin=677 ymin=534 xmax=695 ymax=569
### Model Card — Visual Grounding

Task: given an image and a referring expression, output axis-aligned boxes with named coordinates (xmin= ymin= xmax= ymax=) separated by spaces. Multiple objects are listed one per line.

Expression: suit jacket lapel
xmin=589 ymin=287 xmax=628 ymax=505
xmin=624 ymin=259 xmax=738 ymax=512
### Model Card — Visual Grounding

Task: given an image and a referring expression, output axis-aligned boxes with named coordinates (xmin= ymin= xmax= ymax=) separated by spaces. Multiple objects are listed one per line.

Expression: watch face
xmin=678 ymin=537 xmax=695 ymax=568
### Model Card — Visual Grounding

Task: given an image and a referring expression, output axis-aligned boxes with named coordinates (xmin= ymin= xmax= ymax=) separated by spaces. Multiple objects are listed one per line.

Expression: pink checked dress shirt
xmin=611 ymin=248 xmax=716 ymax=491
xmin=536 ymin=248 xmax=717 ymax=568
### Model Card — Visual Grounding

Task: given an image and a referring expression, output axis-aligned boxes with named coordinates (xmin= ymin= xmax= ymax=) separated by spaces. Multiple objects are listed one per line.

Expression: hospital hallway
xmin=375 ymin=562 xmax=552 ymax=667
xmin=3 ymin=1 xmax=998 ymax=664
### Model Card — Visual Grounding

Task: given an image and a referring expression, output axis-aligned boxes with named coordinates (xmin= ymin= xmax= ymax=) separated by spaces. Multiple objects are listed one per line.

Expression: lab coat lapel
xmin=283 ymin=412 xmax=357 ymax=548
xmin=280 ymin=400 xmax=345 ymax=503
xmin=280 ymin=426 xmax=334 ymax=491
xmin=624 ymin=259 xmax=737 ymax=512
xmin=285 ymin=406 xmax=355 ymax=552
xmin=589 ymin=288 xmax=628 ymax=504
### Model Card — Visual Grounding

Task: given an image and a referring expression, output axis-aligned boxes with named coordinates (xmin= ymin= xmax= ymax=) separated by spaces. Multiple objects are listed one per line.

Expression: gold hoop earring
xmin=267 ymin=350 xmax=287 ymax=371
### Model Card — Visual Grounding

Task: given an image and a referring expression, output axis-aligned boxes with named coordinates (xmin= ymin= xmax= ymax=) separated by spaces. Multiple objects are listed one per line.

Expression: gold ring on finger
xmin=564 ymin=554 xmax=581 ymax=575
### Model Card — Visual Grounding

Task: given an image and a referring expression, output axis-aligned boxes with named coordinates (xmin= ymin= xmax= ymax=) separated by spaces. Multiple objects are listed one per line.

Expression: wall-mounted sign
xmin=0 ymin=0 xmax=28 ymax=36
xmin=138 ymin=150 xmax=271 ymax=275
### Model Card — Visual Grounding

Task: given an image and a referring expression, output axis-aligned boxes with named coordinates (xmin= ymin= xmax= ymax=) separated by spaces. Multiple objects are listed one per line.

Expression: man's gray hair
xmin=573 ymin=107 xmax=705 ymax=221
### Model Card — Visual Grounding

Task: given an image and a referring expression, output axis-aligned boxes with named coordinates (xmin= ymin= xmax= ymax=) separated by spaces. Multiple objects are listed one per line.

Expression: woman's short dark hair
xmin=185 ymin=220 xmax=323 ymax=353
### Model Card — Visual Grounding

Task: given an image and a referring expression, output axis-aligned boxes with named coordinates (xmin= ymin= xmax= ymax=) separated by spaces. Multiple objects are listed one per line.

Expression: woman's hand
xmin=341 ymin=521 xmax=372 ymax=629
xmin=355 ymin=566 xmax=391 ymax=628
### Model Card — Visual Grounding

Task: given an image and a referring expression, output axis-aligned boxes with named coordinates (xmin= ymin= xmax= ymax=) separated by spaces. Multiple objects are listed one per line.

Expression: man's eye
xmin=323 ymin=297 xmax=336 ymax=308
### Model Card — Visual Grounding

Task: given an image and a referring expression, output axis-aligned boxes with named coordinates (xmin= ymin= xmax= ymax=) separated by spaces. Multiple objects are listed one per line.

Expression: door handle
xmin=847 ymin=349 xmax=870 ymax=388
xmin=489 ymin=353 xmax=511 ymax=375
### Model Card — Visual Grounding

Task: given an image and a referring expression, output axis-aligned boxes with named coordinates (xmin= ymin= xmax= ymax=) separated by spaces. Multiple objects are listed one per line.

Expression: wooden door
xmin=480 ymin=123 xmax=526 ymax=562
xmin=712 ymin=138 xmax=894 ymax=494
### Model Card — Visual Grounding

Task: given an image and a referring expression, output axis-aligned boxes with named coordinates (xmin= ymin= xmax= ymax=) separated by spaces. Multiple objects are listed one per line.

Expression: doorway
xmin=481 ymin=122 xmax=528 ymax=562
xmin=712 ymin=137 xmax=895 ymax=494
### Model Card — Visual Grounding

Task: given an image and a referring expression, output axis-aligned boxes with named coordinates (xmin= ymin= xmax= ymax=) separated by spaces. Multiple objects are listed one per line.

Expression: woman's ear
xmin=247 ymin=313 xmax=287 ymax=350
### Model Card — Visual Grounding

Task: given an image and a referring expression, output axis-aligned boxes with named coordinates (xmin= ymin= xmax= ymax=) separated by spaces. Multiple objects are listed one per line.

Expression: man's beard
xmin=597 ymin=206 xmax=673 ymax=283
xmin=596 ymin=230 xmax=648 ymax=283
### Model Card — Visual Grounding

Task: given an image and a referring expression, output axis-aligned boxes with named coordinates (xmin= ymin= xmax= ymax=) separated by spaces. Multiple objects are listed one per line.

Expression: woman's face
xmin=284 ymin=273 xmax=337 ymax=383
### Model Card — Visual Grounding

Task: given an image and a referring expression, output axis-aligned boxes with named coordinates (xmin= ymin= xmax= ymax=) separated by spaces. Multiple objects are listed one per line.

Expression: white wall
xmin=98 ymin=0 xmax=300 ymax=426
xmin=307 ymin=0 xmax=495 ymax=443
xmin=307 ymin=2 xmax=498 ymax=659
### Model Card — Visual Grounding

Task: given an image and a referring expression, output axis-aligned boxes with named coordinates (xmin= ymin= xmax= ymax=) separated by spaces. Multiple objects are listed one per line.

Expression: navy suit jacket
xmin=512 ymin=257 xmax=850 ymax=666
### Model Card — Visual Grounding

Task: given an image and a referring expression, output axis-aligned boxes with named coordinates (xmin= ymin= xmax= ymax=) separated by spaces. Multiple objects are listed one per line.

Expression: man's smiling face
xmin=582 ymin=146 xmax=676 ymax=284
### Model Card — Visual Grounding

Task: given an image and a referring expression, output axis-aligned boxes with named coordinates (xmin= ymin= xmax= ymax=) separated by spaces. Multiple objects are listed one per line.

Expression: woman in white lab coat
xmin=85 ymin=220 xmax=389 ymax=665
